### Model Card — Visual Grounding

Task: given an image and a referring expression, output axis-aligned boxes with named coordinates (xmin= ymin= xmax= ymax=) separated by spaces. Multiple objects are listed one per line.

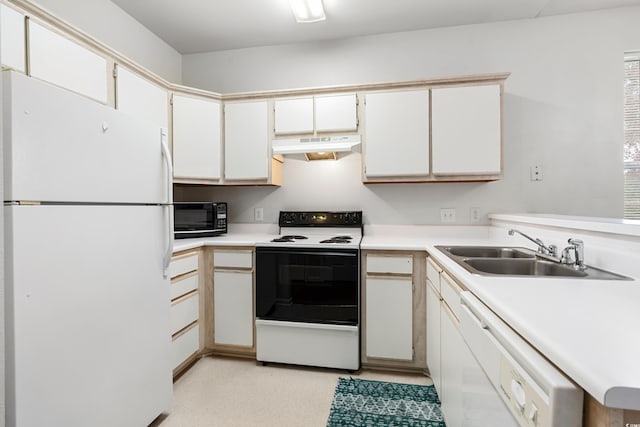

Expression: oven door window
xmin=256 ymin=248 xmax=359 ymax=326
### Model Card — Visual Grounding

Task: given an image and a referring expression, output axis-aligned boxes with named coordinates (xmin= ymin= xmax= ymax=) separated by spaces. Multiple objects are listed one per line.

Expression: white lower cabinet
xmin=426 ymin=280 xmax=442 ymax=394
xmin=212 ymin=248 xmax=255 ymax=351
xmin=213 ymin=270 xmax=253 ymax=347
xmin=363 ymin=251 xmax=427 ymax=368
xmin=365 ymin=276 xmax=413 ymax=360
xmin=169 ymin=250 xmax=202 ymax=373
xmin=170 ymin=293 xmax=199 ymax=335
xmin=172 ymin=325 xmax=199 ymax=371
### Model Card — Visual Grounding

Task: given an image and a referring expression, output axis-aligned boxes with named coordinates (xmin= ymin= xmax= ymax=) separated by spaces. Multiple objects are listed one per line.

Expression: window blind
xmin=624 ymin=57 xmax=640 ymax=219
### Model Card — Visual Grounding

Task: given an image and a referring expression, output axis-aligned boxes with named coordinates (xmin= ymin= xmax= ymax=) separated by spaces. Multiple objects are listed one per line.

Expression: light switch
xmin=254 ymin=207 xmax=264 ymax=222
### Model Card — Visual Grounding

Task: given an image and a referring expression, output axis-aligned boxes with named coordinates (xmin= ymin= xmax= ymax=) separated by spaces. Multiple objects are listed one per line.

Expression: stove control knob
xmin=281 ymin=213 xmax=294 ymax=223
xmin=298 ymin=213 xmax=308 ymax=223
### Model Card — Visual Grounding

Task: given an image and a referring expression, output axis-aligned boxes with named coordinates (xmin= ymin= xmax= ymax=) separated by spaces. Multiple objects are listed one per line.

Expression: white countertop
xmin=174 ymin=220 xmax=640 ymax=410
xmin=424 ymin=241 xmax=640 ymax=411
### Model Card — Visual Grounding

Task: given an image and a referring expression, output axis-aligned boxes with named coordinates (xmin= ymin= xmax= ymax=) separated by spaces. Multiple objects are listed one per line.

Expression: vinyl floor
xmin=151 ymin=355 xmax=431 ymax=427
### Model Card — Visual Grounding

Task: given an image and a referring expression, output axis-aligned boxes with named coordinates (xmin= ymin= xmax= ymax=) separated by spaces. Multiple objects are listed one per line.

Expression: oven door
xmin=255 ymin=247 xmax=359 ymax=326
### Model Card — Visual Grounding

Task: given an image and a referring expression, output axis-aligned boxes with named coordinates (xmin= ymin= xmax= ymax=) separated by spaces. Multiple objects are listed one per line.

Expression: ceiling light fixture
xmin=289 ymin=0 xmax=326 ymax=23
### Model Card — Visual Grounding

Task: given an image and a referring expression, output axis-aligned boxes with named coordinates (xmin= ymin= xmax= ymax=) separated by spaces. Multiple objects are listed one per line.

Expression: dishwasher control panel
xmin=499 ymin=355 xmax=549 ymax=427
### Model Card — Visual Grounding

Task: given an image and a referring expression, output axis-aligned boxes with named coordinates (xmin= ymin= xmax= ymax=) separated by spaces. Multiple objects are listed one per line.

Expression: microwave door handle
xmin=161 ymin=128 xmax=174 ymax=277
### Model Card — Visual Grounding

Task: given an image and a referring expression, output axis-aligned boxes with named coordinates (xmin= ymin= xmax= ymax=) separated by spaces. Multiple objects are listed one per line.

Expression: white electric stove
xmin=255 ymin=211 xmax=363 ymax=371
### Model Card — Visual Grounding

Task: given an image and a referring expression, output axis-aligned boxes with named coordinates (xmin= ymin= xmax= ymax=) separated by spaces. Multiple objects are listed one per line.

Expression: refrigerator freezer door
xmin=2 ymin=70 xmax=168 ymax=204
xmin=4 ymin=205 xmax=172 ymax=427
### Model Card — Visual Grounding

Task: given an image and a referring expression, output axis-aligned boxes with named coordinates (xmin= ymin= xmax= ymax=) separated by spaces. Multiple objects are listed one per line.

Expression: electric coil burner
xmin=255 ymin=211 xmax=363 ymax=371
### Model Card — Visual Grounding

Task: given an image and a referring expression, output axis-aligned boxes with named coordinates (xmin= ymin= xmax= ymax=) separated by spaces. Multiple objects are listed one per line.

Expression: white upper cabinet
xmin=274 ymin=93 xmax=357 ymax=135
xmin=224 ymin=101 xmax=270 ymax=181
xmin=363 ymin=89 xmax=430 ymax=178
xmin=432 ymin=84 xmax=502 ymax=176
xmin=274 ymin=97 xmax=314 ymax=134
xmin=1 ymin=4 xmax=26 ymax=72
xmin=29 ymin=21 xmax=108 ymax=104
xmin=315 ymin=93 xmax=358 ymax=132
xmin=172 ymin=94 xmax=222 ymax=181
xmin=116 ymin=65 xmax=168 ymax=129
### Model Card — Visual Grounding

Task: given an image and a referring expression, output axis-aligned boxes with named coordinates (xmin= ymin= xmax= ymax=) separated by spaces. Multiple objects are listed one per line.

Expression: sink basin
xmin=436 ymin=245 xmax=632 ymax=280
xmin=440 ymin=246 xmax=535 ymax=258
xmin=464 ymin=258 xmax=587 ymax=277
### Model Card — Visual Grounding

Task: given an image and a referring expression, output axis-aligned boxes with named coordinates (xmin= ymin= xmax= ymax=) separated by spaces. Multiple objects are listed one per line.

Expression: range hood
xmin=272 ymin=135 xmax=361 ymax=160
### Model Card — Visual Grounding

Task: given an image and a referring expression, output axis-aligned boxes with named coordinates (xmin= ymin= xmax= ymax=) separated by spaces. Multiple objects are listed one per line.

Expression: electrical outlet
xmin=470 ymin=207 xmax=481 ymax=223
xmin=254 ymin=207 xmax=264 ymax=222
xmin=440 ymin=208 xmax=456 ymax=223
xmin=530 ymin=165 xmax=543 ymax=181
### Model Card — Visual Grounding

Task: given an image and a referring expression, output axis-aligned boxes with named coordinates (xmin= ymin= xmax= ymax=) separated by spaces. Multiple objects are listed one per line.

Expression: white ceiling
xmin=111 ymin=0 xmax=640 ymax=54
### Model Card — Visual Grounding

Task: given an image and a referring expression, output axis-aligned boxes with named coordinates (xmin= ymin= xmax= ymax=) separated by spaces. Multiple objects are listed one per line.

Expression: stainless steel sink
xmin=435 ymin=245 xmax=632 ymax=280
xmin=464 ymin=258 xmax=587 ymax=277
xmin=440 ymin=246 xmax=535 ymax=258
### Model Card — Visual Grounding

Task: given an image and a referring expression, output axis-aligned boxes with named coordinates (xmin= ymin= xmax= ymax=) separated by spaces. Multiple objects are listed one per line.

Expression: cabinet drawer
xmin=426 ymin=257 xmax=442 ymax=291
xmin=170 ymin=253 xmax=199 ymax=278
xmin=172 ymin=324 xmax=199 ymax=370
xmin=213 ymin=249 xmax=253 ymax=269
xmin=170 ymin=293 xmax=199 ymax=336
xmin=441 ymin=272 xmax=463 ymax=320
xmin=367 ymin=254 xmax=413 ymax=275
xmin=171 ymin=273 xmax=198 ymax=301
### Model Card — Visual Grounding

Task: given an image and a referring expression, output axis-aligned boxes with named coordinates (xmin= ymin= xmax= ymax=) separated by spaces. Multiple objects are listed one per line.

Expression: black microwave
xmin=174 ymin=202 xmax=227 ymax=239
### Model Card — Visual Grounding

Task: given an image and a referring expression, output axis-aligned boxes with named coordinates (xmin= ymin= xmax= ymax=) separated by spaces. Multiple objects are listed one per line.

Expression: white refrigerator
xmin=3 ymin=70 xmax=173 ymax=427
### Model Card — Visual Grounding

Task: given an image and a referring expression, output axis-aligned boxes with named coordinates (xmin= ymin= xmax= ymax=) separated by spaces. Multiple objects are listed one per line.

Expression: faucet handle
xmin=567 ymin=238 xmax=585 ymax=270
xmin=561 ymin=246 xmax=575 ymax=264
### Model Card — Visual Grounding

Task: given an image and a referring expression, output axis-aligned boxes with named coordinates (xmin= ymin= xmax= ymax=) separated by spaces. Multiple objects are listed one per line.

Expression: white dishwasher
xmin=459 ymin=292 xmax=583 ymax=427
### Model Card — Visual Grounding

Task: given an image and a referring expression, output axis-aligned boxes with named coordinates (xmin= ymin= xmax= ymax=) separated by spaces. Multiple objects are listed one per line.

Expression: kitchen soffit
xmin=111 ymin=0 xmax=640 ymax=54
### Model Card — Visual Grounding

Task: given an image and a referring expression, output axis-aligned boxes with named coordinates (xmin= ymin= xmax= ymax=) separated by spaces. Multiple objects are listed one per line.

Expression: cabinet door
xmin=432 ymin=84 xmax=501 ymax=175
xmin=213 ymin=270 xmax=253 ymax=347
xmin=365 ymin=276 xmax=413 ymax=360
xmin=440 ymin=304 xmax=463 ymax=427
xmin=224 ymin=101 xmax=269 ymax=181
xmin=274 ymin=97 xmax=314 ymax=134
xmin=315 ymin=93 xmax=357 ymax=132
xmin=116 ymin=65 xmax=168 ymax=129
xmin=172 ymin=94 xmax=222 ymax=180
xmin=29 ymin=21 xmax=107 ymax=103
xmin=426 ymin=281 xmax=442 ymax=395
xmin=1 ymin=4 xmax=26 ymax=72
xmin=363 ymin=90 xmax=430 ymax=178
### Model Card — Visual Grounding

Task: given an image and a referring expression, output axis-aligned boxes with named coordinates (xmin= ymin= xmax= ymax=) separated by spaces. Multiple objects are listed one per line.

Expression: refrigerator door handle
xmin=161 ymin=128 xmax=174 ymax=277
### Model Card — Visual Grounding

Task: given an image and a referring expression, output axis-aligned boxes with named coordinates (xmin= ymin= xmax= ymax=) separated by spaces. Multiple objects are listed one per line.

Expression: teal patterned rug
xmin=326 ymin=377 xmax=446 ymax=427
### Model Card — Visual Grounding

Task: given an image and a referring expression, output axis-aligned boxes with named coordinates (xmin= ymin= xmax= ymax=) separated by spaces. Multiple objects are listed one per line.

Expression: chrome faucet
xmin=508 ymin=229 xmax=558 ymax=258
